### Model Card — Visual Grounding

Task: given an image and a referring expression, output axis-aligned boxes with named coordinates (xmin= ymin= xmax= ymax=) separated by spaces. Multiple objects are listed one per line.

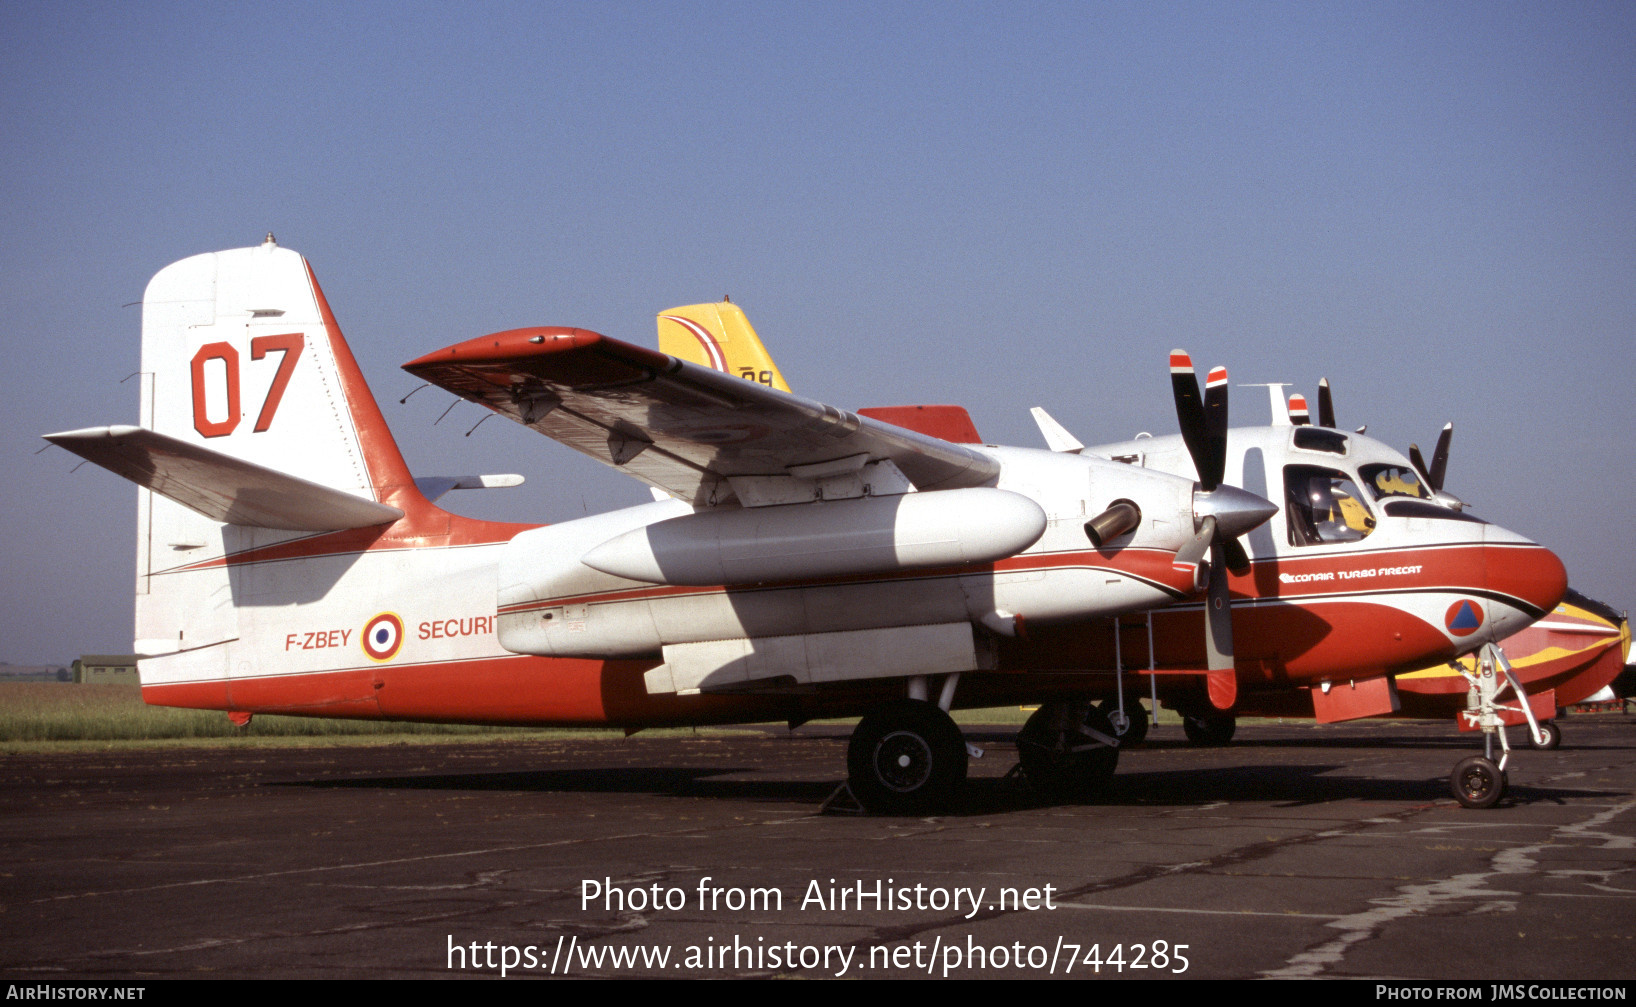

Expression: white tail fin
xmin=137 ymin=236 xmax=419 ymax=503
xmin=47 ymin=238 xmax=435 ymax=661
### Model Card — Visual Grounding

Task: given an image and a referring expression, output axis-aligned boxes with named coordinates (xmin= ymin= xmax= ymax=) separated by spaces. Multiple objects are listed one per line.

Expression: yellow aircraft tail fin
xmin=657 ymin=301 xmax=791 ymax=393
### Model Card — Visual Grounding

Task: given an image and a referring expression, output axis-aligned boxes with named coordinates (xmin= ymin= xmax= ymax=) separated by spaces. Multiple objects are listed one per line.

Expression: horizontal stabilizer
xmin=414 ymin=473 xmax=525 ymax=501
xmin=44 ymin=425 xmax=403 ymax=531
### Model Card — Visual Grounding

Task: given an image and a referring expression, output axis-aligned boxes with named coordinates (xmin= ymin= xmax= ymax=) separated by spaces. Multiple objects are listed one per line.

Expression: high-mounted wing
xmin=404 ymin=327 xmax=998 ymax=508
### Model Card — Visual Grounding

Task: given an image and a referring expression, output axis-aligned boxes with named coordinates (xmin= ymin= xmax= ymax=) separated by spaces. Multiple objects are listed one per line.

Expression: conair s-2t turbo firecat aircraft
xmin=657 ymin=299 xmax=1586 ymax=807
xmin=46 ymin=240 xmax=1567 ymax=812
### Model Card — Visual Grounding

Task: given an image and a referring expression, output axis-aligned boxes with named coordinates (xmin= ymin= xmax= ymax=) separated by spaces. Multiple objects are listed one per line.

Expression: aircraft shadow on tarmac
xmin=272 ymin=761 xmax=1618 ymax=815
xmin=1131 ymin=734 xmax=1629 ymax=752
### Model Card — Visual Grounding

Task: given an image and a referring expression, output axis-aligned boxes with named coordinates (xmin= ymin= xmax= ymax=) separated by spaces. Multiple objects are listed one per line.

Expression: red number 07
xmin=190 ymin=333 xmax=304 ymax=438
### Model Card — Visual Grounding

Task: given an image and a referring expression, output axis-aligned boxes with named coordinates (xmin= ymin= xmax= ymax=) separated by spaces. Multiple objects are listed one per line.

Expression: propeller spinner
xmin=1168 ymin=351 xmax=1279 ymax=674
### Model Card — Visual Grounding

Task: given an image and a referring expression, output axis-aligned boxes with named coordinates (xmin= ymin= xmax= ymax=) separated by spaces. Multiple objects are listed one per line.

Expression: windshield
xmin=1359 ymin=463 xmax=1430 ymax=501
xmin=1285 ymin=465 xmax=1376 ymax=546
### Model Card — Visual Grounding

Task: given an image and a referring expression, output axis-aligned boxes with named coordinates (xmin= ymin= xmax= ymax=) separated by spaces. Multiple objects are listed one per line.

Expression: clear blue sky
xmin=4 ymin=1 xmax=1632 ymax=663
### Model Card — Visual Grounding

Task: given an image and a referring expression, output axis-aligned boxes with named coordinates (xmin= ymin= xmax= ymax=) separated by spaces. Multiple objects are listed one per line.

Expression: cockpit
xmin=1285 ymin=465 xmax=1375 ymax=545
xmin=1284 ymin=457 xmax=1487 ymax=547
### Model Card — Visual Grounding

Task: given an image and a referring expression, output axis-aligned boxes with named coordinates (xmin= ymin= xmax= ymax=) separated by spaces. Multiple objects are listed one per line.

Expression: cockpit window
xmin=1285 ymin=465 xmax=1376 ymax=546
xmin=1359 ymin=463 xmax=1430 ymax=501
xmin=1292 ymin=427 xmax=1349 ymax=455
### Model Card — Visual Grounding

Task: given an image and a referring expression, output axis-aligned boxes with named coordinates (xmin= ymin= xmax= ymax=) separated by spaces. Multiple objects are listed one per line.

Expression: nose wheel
xmin=1530 ymin=720 xmax=1562 ymax=750
xmin=1449 ymin=756 xmax=1506 ymax=809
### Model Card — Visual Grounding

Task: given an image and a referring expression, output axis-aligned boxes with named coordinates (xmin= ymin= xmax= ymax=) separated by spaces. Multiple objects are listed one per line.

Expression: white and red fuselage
xmin=54 ymin=243 xmax=1567 ymax=730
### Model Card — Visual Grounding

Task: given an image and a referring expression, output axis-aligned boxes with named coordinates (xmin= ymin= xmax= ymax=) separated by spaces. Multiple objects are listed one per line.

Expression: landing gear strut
xmin=1449 ymin=642 xmax=1549 ymax=809
xmin=1016 ymin=700 xmax=1120 ymax=800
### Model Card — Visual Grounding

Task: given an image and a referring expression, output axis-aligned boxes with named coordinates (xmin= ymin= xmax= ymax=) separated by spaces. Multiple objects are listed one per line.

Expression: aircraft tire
xmin=847 ymin=700 xmax=967 ymax=814
xmin=1530 ymin=721 xmax=1562 ymax=750
xmin=1181 ymin=712 xmax=1236 ymax=746
xmin=1450 ymin=756 xmax=1505 ymax=809
xmin=1098 ymin=699 xmax=1149 ymax=747
xmin=1017 ymin=700 xmax=1120 ymax=801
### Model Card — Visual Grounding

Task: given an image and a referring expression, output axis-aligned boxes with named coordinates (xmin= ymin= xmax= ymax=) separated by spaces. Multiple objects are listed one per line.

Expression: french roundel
xmin=361 ymin=612 xmax=404 ymax=662
xmin=1444 ymin=599 xmax=1484 ymax=638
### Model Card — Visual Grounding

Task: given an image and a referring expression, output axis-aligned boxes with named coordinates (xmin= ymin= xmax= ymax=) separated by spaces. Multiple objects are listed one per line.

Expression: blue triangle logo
xmin=1449 ymin=601 xmax=1481 ymax=630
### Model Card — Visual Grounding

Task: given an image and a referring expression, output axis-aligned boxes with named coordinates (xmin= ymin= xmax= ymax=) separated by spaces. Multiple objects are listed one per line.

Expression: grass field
xmin=0 ymin=682 xmax=586 ymax=747
xmin=0 ymin=681 xmax=1043 ymax=752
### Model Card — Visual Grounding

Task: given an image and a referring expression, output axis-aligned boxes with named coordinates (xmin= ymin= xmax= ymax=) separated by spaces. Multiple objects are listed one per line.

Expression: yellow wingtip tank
xmin=657 ymin=301 xmax=791 ymax=393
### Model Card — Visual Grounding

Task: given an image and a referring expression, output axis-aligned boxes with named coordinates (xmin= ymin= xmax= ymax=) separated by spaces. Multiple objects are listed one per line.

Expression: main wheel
xmin=1450 ymin=755 xmax=1505 ymax=809
xmin=1181 ymin=712 xmax=1236 ymax=746
xmin=1530 ymin=720 xmax=1562 ymax=750
xmin=847 ymin=700 xmax=968 ymax=813
xmin=1017 ymin=700 xmax=1120 ymax=800
xmin=1098 ymin=699 xmax=1149 ymax=747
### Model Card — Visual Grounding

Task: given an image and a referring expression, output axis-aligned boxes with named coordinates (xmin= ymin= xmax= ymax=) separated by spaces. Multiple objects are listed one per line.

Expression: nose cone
xmin=1488 ymin=543 xmax=1569 ymax=622
xmin=1194 ymin=484 xmax=1280 ymax=540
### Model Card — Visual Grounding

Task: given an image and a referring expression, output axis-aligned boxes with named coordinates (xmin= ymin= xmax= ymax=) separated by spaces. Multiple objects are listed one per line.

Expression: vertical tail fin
xmin=87 ymin=238 xmax=435 ymax=660
xmin=140 ymin=235 xmax=422 ymax=507
xmin=657 ymin=300 xmax=792 ymax=393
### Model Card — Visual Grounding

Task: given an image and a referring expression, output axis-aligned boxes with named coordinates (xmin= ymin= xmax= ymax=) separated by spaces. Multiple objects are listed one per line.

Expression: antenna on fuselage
xmin=1240 ymin=383 xmax=1291 ymax=426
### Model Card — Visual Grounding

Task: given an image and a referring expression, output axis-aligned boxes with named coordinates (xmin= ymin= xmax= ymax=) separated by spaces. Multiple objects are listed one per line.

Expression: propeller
xmin=1288 ymin=393 xmax=1311 ymax=426
xmin=1169 ymin=351 xmax=1280 ymax=674
xmin=1312 ymin=379 xmax=1459 ymax=506
xmin=1316 ymin=378 xmax=1335 ymax=428
xmin=1408 ymin=422 xmax=1466 ymax=509
xmin=1408 ymin=422 xmax=1452 ymax=492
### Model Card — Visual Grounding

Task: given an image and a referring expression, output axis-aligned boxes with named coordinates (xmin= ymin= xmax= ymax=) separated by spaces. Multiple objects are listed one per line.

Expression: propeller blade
xmin=1317 ymin=378 xmax=1335 ymax=428
xmin=1201 ymin=366 xmax=1228 ymax=491
xmin=1174 ymin=514 xmax=1216 ymax=573
xmin=1221 ymin=536 xmax=1251 ymax=574
xmin=1288 ymin=393 xmax=1310 ymax=426
xmin=1169 ymin=350 xmax=1210 ymax=486
xmin=1204 ymin=541 xmax=1234 ymax=672
xmin=1408 ymin=443 xmax=1432 ymax=488
xmin=1429 ymin=422 xmax=1452 ymax=492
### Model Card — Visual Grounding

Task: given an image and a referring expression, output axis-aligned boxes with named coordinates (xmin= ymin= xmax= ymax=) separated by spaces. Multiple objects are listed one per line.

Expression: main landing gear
xmin=1016 ymin=699 xmax=1120 ymax=800
xmin=1099 ymin=698 xmax=1149 ymax=747
xmin=1448 ymin=642 xmax=1553 ymax=809
xmin=846 ymin=698 xmax=968 ymax=813
xmin=1181 ymin=711 xmax=1236 ymax=746
xmin=840 ymin=684 xmax=1125 ymax=812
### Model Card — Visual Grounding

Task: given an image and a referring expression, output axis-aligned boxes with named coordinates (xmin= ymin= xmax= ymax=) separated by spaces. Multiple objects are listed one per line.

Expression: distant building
xmin=0 ymin=662 xmax=71 ymax=681
xmin=72 ymin=655 xmax=140 ymax=684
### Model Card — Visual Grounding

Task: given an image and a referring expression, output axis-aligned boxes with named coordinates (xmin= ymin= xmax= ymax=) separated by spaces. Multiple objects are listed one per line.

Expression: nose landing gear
xmin=1448 ymin=643 xmax=1550 ymax=809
